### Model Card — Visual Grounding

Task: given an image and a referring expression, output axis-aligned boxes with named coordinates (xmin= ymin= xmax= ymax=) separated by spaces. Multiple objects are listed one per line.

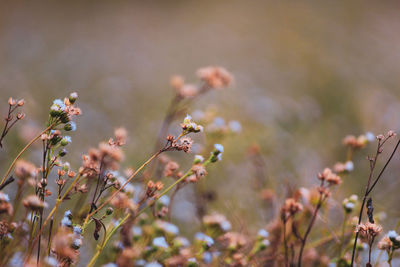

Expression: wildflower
xmin=229 ymin=120 xmax=242 ymax=133
xmin=179 ymin=137 xmax=193 ymax=153
xmin=358 ymin=222 xmax=382 ymax=238
xmin=152 ymin=236 xmax=169 ymax=249
xmin=214 ymin=144 xmax=224 ymax=153
xmin=16 ymin=113 xmax=25 ymax=120
xmin=173 ymin=236 xmax=190 ymax=247
xmin=132 ymin=226 xmax=142 ymax=237
xmin=345 ymin=161 xmax=354 ymax=171
xmin=181 ymin=115 xmax=203 ymax=133
xmin=318 ymin=168 xmax=342 ymax=185
xmin=64 ymin=121 xmax=76 ymax=131
xmin=192 ymin=164 xmax=208 ymax=180
xmin=14 ymin=159 xmax=37 ymax=180
xmin=197 ymin=66 xmax=233 ymax=89
xmin=0 ymin=192 xmax=12 ymax=215
xmin=145 ymin=262 xmax=163 ymax=267
xmin=195 ymin=232 xmax=214 ymax=248
xmin=378 ymin=236 xmax=393 ymax=250
xmin=164 ymin=161 xmax=179 ymax=177
xmin=61 ymin=217 xmax=72 ymax=228
xmin=178 ymin=84 xmax=198 ymax=98
xmin=22 ymin=195 xmax=47 ymax=211
xmin=73 ymin=226 xmax=82 ymax=235
xmin=365 ymin=132 xmax=375 ymax=142
xmin=219 ymin=232 xmax=247 ymax=250
xmin=8 ymin=97 xmax=16 ymax=106
xmin=69 ymin=92 xmax=78 ymax=104
xmin=187 ymin=257 xmax=197 ymax=267
xmin=281 ymin=198 xmax=303 ymax=220
xmin=17 ymin=99 xmax=25 ymax=106
xmin=155 ymin=220 xmax=179 ymax=235
xmin=64 ymin=210 xmax=73 ymax=219
xmin=71 ymin=238 xmax=82 ymax=249
xmin=203 ymin=251 xmax=213 ymax=264
xmin=61 ymin=136 xmax=72 ymax=146
xmin=114 ymin=127 xmax=127 ymax=145
xmin=158 ymin=195 xmax=170 ymax=206
xmin=194 ymin=155 xmax=204 ymax=164
xmin=257 ymin=229 xmax=269 ymax=239
xmin=170 ymin=75 xmax=184 ymax=90
xmin=203 ymin=213 xmax=231 ymax=232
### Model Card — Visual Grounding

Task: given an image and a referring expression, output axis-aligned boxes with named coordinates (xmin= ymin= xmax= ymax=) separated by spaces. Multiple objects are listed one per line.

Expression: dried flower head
xmin=14 ymin=159 xmax=37 ymax=180
xmin=22 ymin=195 xmax=47 ymax=211
xmin=197 ymin=66 xmax=233 ymax=89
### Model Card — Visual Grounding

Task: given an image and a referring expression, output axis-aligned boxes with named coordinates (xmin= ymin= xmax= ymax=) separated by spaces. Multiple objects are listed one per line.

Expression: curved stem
xmin=0 ymin=123 xmax=56 ymax=186
xmin=82 ymin=150 xmax=163 ymax=229
xmin=24 ymin=173 xmax=82 ymax=262
xmin=86 ymin=158 xmax=212 ymax=267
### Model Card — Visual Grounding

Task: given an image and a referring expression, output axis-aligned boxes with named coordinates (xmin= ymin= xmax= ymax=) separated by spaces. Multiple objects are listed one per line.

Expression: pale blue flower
xmin=195 ymin=232 xmax=214 ymax=247
xmin=155 ymin=220 xmax=179 ymax=235
xmin=0 ymin=192 xmax=10 ymax=202
xmin=152 ymin=236 xmax=169 ymax=249
xmin=63 ymin=136 xmax=72 ymax=143
xmin=229 ymin=120 xmax=242 ymax=133
xmin=145 ymin=262 xmax=162 ymax=267
xmin=388 ymin=230 xmax=398 ymax=239
xmin=64 ymin=210 xmax=72 ymax=219
xmin=203 ymin=251 xmax=213 ymax=264
xmin=213 ymin=117 xmax=225 ymax=127
xmin=102 ymin=264 xmax=117 ymax=267
xmin=214 ymin=144 xmax=224 ymax=153
xmin=53 ymin=99 xmax=66 ymax=110
xmin=345 ymin=161 xmax=354 ymax=172
xmin=158 ymin=195 xmax=170 ymax=206
xmin=174 ymin=236 xmax=190 ymax=247
xmin=73 ymin=226 xmax=82 ymax=235
xmin=72 ymin=238 xmax=82 ymax=249
xmin=365 ymin=132 xmax=375 ymax=142
xmin=257 ymin=229 xmax=269 ymax=238
xmin=45 ymin=257 xmax=58 ymax=267
xmin=220 ymin=221 xmax=231 ymax=231
xmin=132 ymin=226 xmax=142 ymax=236
xmin=194 ymin=155 xmax=204 ymax=163
xmin=134 ymin=259 xmax=147 ymax=266
xmin=61 ymin=217 xmax=72 ymax=227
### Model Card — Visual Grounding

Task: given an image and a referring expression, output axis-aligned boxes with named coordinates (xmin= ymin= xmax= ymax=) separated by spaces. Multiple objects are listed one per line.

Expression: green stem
xmin=86 ymin=158 xmax=212 ymax=267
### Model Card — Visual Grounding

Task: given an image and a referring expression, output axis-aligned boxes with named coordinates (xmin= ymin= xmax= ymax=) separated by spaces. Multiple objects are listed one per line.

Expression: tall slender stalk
xmin=350 ymin=138 xmax=400 ymax=266
xmin=86 ymin=158 xmax=213 ymax=267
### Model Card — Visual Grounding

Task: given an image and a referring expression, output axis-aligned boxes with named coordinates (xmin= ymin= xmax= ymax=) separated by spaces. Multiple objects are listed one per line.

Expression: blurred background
xmin=1 ymin=0 xmax=400 ymax=259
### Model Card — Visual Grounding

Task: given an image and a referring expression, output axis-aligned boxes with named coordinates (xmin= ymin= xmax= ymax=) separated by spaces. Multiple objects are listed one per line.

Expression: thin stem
xmin=86 ymin=158 xmax=212 ymax=267
xmin=283 ymin=219 xmax=289 ymax=267
xmin=24 ymin=173 xmax=82 ymax=262
xmin=82 ymin=150 xmax=163 ymax=229
xmin=0 ymin=123 xmax=56 ymax=186
xmin=351 ymin=138 xmax=400 ymax=266
xmin=297 ymin=193 xmax=324 ymax=267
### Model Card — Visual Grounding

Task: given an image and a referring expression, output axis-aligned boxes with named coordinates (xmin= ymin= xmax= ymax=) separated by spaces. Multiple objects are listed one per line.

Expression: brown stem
xmin=297 ymin=193 xmax=324 ymax=267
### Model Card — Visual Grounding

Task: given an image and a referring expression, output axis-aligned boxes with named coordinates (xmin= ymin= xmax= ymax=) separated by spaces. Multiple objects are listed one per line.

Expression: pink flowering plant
xmin=1 ymin=67 xmax=400 ymax=267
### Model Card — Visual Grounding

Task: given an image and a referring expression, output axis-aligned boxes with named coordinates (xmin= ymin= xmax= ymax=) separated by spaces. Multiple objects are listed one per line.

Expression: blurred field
xmin=1 ymin=1 xmax=400 ymax=264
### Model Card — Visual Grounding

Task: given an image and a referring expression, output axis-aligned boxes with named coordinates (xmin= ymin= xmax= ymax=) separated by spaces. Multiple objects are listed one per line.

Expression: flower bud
xmin=17 ymin=99 xmax=25 ymax=106
xmin=69 ymin=92 xmax=78 ymax=104
xmin=59 ymin=149 xmax=67 ymax=157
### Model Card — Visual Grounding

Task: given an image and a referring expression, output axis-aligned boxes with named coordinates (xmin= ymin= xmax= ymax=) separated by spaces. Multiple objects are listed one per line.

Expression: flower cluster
xmin=0 ymin=97 xmax=25 ymax=148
